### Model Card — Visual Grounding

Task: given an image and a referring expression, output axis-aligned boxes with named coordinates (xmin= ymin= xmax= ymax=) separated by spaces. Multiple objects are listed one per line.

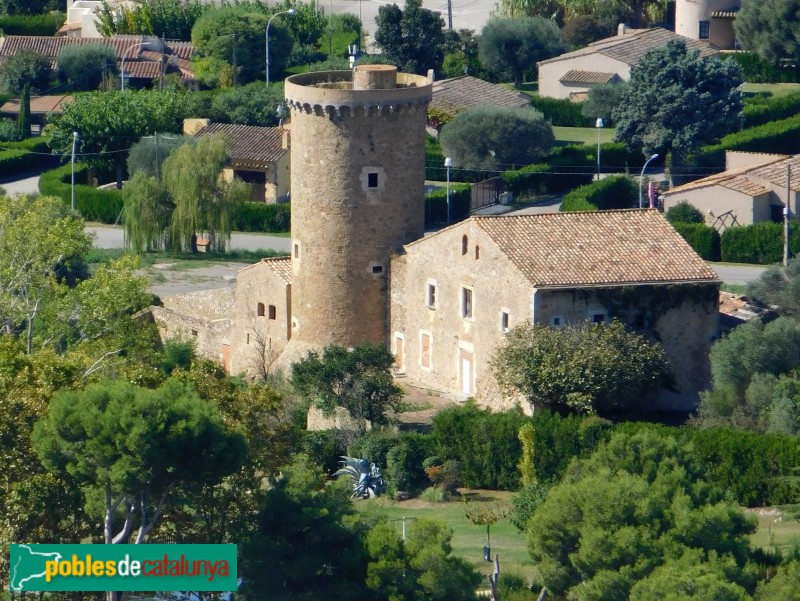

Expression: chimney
xmin=182 ymin=118 xmax=210 ymax=136
xmin=281 ymin=124 xmax=290 ymax=150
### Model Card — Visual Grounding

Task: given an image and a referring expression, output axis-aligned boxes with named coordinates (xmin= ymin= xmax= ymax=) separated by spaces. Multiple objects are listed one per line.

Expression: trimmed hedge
xmin=424 ymin=184 xmax=471 ymax=226
xmin=0 ymin=13 xmax=65 ymax=36
xmin=720 ymin=220 xmax=800 ymax=264
xmin=501 ymin=145 xmax=593 ymax=195
xmin=232 ymin=201 xmax=290 ymax=233
xmin=39 ymin=163 xmax=124 ymax=223
xmin=529 ymin=96 xmax=592 ymax=127
xmin=560 ymin=175 xmax=637 ymax=212
xmin=672 ymin=222 xmax=721 ymax=261
xmin=744 ymin=92 xmax=800 ymax=129
xmin=723 ymin=52 xmax=800 ymax=84
xmin=0 ymin=148 xmax=44 ymax=179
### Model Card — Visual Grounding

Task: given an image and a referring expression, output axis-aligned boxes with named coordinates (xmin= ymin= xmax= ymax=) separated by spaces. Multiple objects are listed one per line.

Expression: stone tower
xmin=283 ymin=65 xmax=432 ymax=353
xmin=675 ymin=0 xmax=738 ymax=49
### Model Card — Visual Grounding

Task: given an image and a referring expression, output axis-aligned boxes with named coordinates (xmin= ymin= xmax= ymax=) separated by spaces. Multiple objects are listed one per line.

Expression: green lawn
xmin=355 ymin=490 xmax=533 ymax=576
xmin=749 ymin=507 xmax=800 ymax=556
xmin=742 ymin=82 xmax=800 ymax=97
xmin=553 ymin=126 xmax=615 ymax=146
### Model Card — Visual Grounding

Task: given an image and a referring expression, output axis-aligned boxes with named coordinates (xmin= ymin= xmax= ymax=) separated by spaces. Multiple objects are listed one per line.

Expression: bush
xmin=744 ymin=92 xmax=800 ymax=128
xmin=720 ymin=220 xmax=800 ymax=264
xmin=0 ymin=119 xmax=20 ymax=142
xmin=347 ymin=430 xmax=401 ymax=469
xmin=501 ymin=146 xmax=593 ymax=195
xmin=39 ymin=163 xmax=124 ymax=223
xmin=384 ymin=432 xmax=435 ymax=495
xmin=0 ymin=13 xmax=65 ymax=36
xmin=672 ymin=222 xmax=721 ymax=261
xmin=424 ymin=184 xmax=471 ymax=227
xmin=528 ymin=95 xmax=591 ymax=127
xmin=560 ymin=175 xmax=636 ymax=212
xmin=0 ymin=148 xmax=41 ymax=178
xmin=719 ymin=113 xmax=800 ymax=155
xmin=302 ymin=430 xmax=345 ymax=475
xmin=232 ymin=202 xmax=291 ymax=233
xmin=723 ymin=52 xmax=800 ymax=84
xmin=665 ymin=201 xmax=704 ymax=224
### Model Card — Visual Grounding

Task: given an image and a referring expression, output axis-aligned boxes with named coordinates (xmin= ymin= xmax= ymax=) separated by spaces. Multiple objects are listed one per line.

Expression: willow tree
xmin=162 ymin=133 xmax=250 ymax=253
xmin=122 ymin=171 xmax=174 ymax=253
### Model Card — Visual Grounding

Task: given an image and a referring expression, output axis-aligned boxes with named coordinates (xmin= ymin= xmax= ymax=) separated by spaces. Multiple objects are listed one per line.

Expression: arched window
xmin=461 ymin=235 xmax=468 ymax=255
xmin=475 ymin=245 xmax=480 ymax=260
xmin=257 ymin=302 xmax=265 ymax=317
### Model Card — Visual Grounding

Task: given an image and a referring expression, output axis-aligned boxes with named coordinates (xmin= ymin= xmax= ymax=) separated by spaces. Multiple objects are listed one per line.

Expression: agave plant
xmin=334 ymin=456 xmax=386 ymax=498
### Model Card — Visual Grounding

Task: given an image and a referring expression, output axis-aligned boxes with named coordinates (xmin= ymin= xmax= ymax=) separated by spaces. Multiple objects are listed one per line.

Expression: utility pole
xmin=155 ymin=132 xmax=160 ymax=181
xmin=231 ymin=31 xmax=237 ymax=87
xmin=785 ymin=163 xmax=792 ymax=267
xmin=447 ymin=0 xmax=452 ymax=29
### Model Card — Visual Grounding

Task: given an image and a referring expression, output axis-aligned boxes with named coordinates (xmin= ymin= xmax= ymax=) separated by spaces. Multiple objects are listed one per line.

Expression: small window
xmin=551 ymin=315 xmax=565 ymax=327
xmin=461 ymin=235 xmax=468 ymax=255
xmin=268 ymin=304 xmax=277 ymax=320
xmin=699 ymin=20 xmax=710 ymax=39
xmin=500 ymin=311 xmax=509 ymax=333
xmin=293 ymin=243 xmax=299 ymax=259
xmin=372 ymin=264 xmax=384 ymax=274
xmin=475 ymin=246 xmax=480 ymax=260
xmin=591 ymin=312 xmax=607 ymax=324
xmin=257 ymin=302 xmax=265 ymax=317
xmin=427 ymin=283 xmax=436 ymax=307
xmin=191 ymin=329 xmax=198 ymax=337
xmin=367 ymin=172 xmax=379 ymax=188
xmin=246 ymin=333 xmax=250 ymax=344
xmin=461 ymin=287 xmax=473 ymax=319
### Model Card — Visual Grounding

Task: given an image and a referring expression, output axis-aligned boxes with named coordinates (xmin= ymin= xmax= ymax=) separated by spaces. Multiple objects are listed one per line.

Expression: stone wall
xmin=151 ymin=306 xmax=233 ymax=367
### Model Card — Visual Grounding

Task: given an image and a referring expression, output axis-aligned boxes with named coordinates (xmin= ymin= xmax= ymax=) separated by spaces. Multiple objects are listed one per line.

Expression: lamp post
xmin=595 ymin=117 xmax=604 ymax=181
xmin=121 ymin=42 xmax=151 ymax=91
xmin=639 ymin=153 xmax=659 ymax=208
xmin=445 ymin=156 xmax=452 ymax=225
xmin=71 ymin=131 xmax=78 ymax=212
xmin=266 ymin=9 xmax=295 ymax=88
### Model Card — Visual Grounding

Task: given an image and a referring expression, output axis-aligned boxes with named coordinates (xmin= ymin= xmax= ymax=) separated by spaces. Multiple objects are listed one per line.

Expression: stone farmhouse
xmin=184 ymin=120 xmax=291 ymax=203
xmin=152 ymin=65 xmax=720 ymax=413
xmin=675 ymin=0 xmax=740 ymax=50
xmin=663 ymin=152 xmax=799 ymax=229
xmin=537 ymin=27 xmax=718 ymax=100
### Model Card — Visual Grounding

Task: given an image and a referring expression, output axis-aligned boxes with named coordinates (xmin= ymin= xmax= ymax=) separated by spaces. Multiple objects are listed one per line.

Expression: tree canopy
xmin=374 ymin=0 xmax=446 ymax=75
xmin=477 ymin=17 xmax=563 ymax=88
xmin=439 ymin=106 xmax=555 ymax=170
xmin=613 ymin=39 xmax=743 ymax=175
xmin=493 ymin=320 xmax=673 ymax=413
xmin=96 ymin=0 xmax=209 ymax=41
xmin=735 ymin=0 xmax=800 ymax=66
xmin=1 ymin=49 xmax=51 ymax=95
xmin=56 ymin=43 xmax=118 ymax=92
xmin=527 ymin=430 xmax=758 ymax=598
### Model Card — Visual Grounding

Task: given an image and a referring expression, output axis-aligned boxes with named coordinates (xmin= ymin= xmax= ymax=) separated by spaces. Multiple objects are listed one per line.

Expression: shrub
xmin=720 ymin=221 xmax=800 ymax=264
xmin=347 ymin=430 xmax=401 ymax=469
xmin=560 ymin=175 xmax=637 ymax=212
xmin=672 ymin=223 xmax=721 ymax=261
xmin=39 ymin=163 xmax=124 ymax=223
xmin=384 ymin=432 xmax=435 ymax=495
xmin=665 ymin=201 xmax=704 ymax=224
xmin=0 ymin=13 xmax=65 ymax=36
xmin=723 ymin=52 xmax=800 ymax=84
xmin=743 ymin=92 xmax=800 ymax=128
xmin=232 ymin=202 xmax=291 ymax=233
xmin=424 ymin=184 xmax=471 ymax=227
xmin=501 ymin=146 xmax=593 ymax=195
xmin=302 ymin=430 xmax=345 ymax=475
xmin=719 ymin=113 xmax=800 ymax=155
xmin=0 ymin=119 xmax=20 ymax=142
xmin=528 ymin=95 xmax=591 ymax=127
xmin=0 ymin=148 xmax=41 ymax=178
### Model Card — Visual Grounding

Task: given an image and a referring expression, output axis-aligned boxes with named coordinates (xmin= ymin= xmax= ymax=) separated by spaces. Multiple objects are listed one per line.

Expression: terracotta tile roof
xmin=663 ymin=154 xmax=795 ymax=197
xmin=0 ymin=94 xmax=72 ymax=115
xmin=749 ymin=155 xmax=800 ymax=191
xmin=0 ymin=35 xmax=194 ymax=81
xmin=430 ymin=75 xmax=530 ymax=116
xmin=194 ymin=123 xmax=287 ymax=169
xmin=262 ymin=256 xmax=292 ymax=283
xmin=539 ymin=28 xmax=718 ymax=68
xmin=719 ymin=175 xmax=771 ymax=196
xmin=559 ymin=70 xmax=617 ymax=84
xmin=471 ymin=210 xmax=718 ymax=288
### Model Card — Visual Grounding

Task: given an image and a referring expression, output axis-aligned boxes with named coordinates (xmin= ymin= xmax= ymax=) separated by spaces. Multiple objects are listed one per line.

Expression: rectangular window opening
xmin=268 ymin=304 xmax=277 ymax=320
xmin=427 ymin=284 xmax=436 ymax=307
xmin=699 ymin=21 xmax=710 ymax=39
xmin=293 ymin=243 xmax=299 ymax=259
xmin=367 ymin=172 xmax=379 ymax=188
xmin=500 ymin=311 xmax=509 ymax=333
xmin=372 ymin=264 xmax=384 ymax=274
xmin=462 ymin=287 xmax=473 ymax=319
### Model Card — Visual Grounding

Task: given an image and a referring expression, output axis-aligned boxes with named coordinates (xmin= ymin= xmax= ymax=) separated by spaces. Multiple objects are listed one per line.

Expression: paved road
xmin=710 ymin=263 xmax=767 ymax=285
xmin=87 ymin=224 xmax=292 ymax=253
xmin=0 ymin=173 xmax=41 ymax=196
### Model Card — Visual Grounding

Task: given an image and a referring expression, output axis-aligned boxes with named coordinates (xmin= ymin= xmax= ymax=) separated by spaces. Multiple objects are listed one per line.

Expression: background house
xmin=663 ymin=152 xmax=799 ymax=229
xmin=0 ymin=95 xmax=72 ymax=134
xmin=537 ymin=27 xmax=718 ymax=100
xmin=59 ymin=0 xmax=135 ymax=38
xmin=183 ymin=120 xmax=290 ymax=203
xmin=390 ymin=210 xmax=720 ymax=411
xmin=675 ymin=0 xmax=739 ymax=50
xmin=429 ymin=75 xmax=530 ymax=129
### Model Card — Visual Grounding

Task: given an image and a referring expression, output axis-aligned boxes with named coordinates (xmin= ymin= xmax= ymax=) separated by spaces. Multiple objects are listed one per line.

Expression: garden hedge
xmin=743 ymin=92 xmax=800 ymax=129
xmin=232 ymin=201 xmax=291 ymax=233
xmin=501 ymin=146 xmax=593 ymax=195
xmin=0 ymin=148 xmax=45 ymax=180
xmin=720 ymin=220 xmax=800 ymax=264
xmin=0 ymin=13 xmax=65 ymax=36
xmin=424 ymin=184 xmax=471 ymax=226
xmin=672 ymin=222 xmax=721 ymax=261
xmin=528 ymin=95 xmax=592 ymax=127
xmin=723 ymin=52 xmax=800 ymax=84
xmin=560 ymin=176 xmax=637 ymax=212
xmin=39 ymin=163 xmax=124 ymax=223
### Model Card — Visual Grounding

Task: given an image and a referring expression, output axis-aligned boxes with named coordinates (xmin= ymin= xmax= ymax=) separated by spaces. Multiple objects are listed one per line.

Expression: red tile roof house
xmin=0 ymin=35 xmax=196 ymax=89
xmin=389 ymin=209 xmax=721 ymax=414
xmin=428 ymin=75 xmax=531 ymax=131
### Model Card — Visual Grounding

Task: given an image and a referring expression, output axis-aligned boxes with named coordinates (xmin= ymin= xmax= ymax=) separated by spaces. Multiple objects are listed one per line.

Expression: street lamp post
xmin=639 ymin=153 xmax=659 ymax=208
xmin=71 ymin=131 xmax=78 ymax=212
xmin=595 ymin=117 xmax=604 ymax=181
xmin=445 ymin=157 xmax=452 ymax=225
xmin=266 ymin=9 xmax=295 ymax=88
xmin=121 ymin=42 xmax=152 ymax=91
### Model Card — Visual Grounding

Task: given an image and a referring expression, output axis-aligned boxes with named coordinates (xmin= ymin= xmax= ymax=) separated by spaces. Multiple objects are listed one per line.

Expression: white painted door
xmin=461 ymin=354 xmax=472 ymax=396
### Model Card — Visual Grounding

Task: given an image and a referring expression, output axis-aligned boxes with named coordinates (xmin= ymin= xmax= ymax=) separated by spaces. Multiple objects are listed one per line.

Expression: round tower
xmin=674 ymin=0 xmax=737 ymax=49
xmin=284 ymin=65 xmax=432 ymax=350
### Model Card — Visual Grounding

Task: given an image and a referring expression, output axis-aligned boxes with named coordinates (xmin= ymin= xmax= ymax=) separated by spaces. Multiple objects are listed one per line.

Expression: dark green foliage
xmin=0 ymin=148 xmax=40 ymax=177
xmin=424 ymin=184 xmax=471 ymax=226
xmin=500 ymin=146 xmax=593 ymax=194
xmin=0 ymin=118 xmax=19 ymax=142
xmin=725 ymin=51 xmax=800 ymax=84
xmin=385 ymin=432 xmax=436 ymax=494
xmin=562 ymin=15 xmax=615 ymax=49
xmin=720 ymin=220 xmax=800 ymax=264
xmin=374 ymin=0 xmax=445 ymax=75
xmin=477 ymin=17 xmax=564 ymax=88
xmin=0 ymin=13 xmax=65 ymax=36
xmin=613 ymin=39 xmax=743 ymax=167
xmin=748 ymin=256 xmax=800 ymax=316
xmin=39 ymin=164 xmax=123 ymax=223
xmin=581 ymin=82 xmax=627 ymax=124
xmin=560 ymin=175 xmax=637 ymax=211
xmin=16 ymin=83 xmax=29 ymax=139
xmin=508 ymin=482 xmax=549 ymax=532
xmin=96 ymin=0 xmax=208 ymax=41
xmin=302 ymin=430 xmax=345 ymax=474
xmin=440 ymin=106 xmax=555 ymax=170
xmin=528 ymin=95 xmax=591 ymax=127
xmin=672 ymin=223 xmax=721 ymax=261
xmin=432 ymin=402 xmax=528 ymax=490
xmin=232 ymin=201 xmax=290 ymax=233
xmin=666 ymin=201 xmax=704 ymax=224
xmin=291 ymin=343 xmax=403 ymax=429
xmin=735 ymin=0 xmax=800 ymax=66
xmin=348 ymin=430 xmax=401 ymax=469
xmin=211 ymin=82 xmax=285 ymax=126
xmin=56 ymin=44 xmax=118 ymax=92
xmin=161 ymin=338 xmax=196 ymax=375
xmin=1 ymin=49 xmax=51 ymax=95
xmin=0 ymin=0 xmax=64 ymax=15
xmin=743 ymin=92 xmax=800 ymax=128
xmin=756 ymin=560 xmax=800 ymax=600
xmin=127 ymin=134 xmax=194 ymax=179
xmin=718 ymin=113 xmax=800 ymax=155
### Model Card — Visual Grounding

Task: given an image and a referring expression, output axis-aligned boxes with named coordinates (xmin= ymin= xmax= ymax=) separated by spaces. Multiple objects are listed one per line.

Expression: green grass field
xmin=742 ymin=82 xmax=800 ymax=97
xmin=749 ymin=507 xmax=800 ymax=556
xmin=553 ymin=126 xmax=615 ymax=146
